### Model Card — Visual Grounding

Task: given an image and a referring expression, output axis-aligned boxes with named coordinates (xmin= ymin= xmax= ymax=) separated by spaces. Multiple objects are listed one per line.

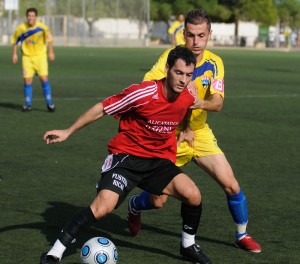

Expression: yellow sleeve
xmin=11 ymin=25 xmax=23 ymax=45
xmin=210 ymin=55 xmax=225 ymax=98
xmin=168 ymin=21 xmax=179 ymax=35
xmin=143 ymin=48 xmax=172 ymax=81
xmin=39 ymin=22 xmax=53 ymax=43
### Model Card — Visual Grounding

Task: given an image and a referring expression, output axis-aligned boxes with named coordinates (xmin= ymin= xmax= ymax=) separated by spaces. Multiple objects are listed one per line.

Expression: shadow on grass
xmin=0 ymin=102 xmax=23 ymax=110
xmin=0 ymin=102 xmax=46 ymax=112
xmin=0 ymin=201 xmax=234 ymax=262
xmin=0 ymin=202 xmax=183 ymax=262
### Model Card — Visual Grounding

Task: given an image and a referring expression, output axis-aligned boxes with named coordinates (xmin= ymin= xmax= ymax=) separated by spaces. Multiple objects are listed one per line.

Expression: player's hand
xmin=43 ymin=129 xmax=70 ymax=144
xmin=177 ymin=129 xmax=195 ymax=148
xmin=48 ymin=52 xmax=55 ymax=61
xmin=12 ymin=54 xmax=18 ymax=64
xmin=177 ymin=132 xmax=185 ymax=147
xmin=183 ymin=129 xmax=195 ymax=148
xmin=190 ymin=98 xmax=205 ymax=109
xmin=187 ymin=81 xmax=198 ymax=98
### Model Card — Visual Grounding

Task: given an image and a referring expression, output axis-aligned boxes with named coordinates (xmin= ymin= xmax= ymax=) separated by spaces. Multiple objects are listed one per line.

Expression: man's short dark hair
xmin=167 ymin=45 xmax=196 ymax=69
xmin=26 ymin=8 xmax=38 ymax=16
xmin=185 ymin=9 xmax=211 ymax=31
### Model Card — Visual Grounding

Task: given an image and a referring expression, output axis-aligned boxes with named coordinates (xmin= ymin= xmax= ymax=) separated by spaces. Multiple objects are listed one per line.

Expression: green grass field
xmin=0 ymin=46 xmax=299 ymax=264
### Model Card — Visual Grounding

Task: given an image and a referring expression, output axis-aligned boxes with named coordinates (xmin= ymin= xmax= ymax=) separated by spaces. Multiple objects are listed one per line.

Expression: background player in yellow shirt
xmin=127 ymin=9 xmax=262 ymax=255
xmin=11 ymin=7 xmax=55 ymax=112
xmin=168 ymin=14 xmax=185 ymax=46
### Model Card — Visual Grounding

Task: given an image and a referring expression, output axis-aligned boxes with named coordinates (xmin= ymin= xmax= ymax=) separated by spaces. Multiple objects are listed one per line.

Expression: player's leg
xmin=38 ymin=54 xmax=55 ymax=111
xmin=193 ymin=125 xmax=261 ymax=252
xmin=195 ymin=152 xmax=261 ymax=252
xmin=22 ymin=56 xmax=34 ymax=111
xmin=163 ymin=173 xmax=211 ymax=264
xmin=127 ymin=191 xmax=167 ymax=235
xmin=40 ymin=190 xmax=119 ymax=264
xmin=39 ymin=75 xmax=55 ymax=111
xmin=127 ymin=138 xmax=194 ymax=235
xmin=41 ymin=154 xmax=138 ymax=263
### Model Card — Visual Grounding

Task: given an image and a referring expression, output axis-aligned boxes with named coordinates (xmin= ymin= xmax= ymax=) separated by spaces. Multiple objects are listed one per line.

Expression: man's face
xmin=178 ymin=14 xmax=184 ymax=22
xmin=184 ymin=22 xmax=211 ymax=56
xmin=166 ymin=59 xmax=194 ymax=94
xmin=26 ymin=11 xmax=37 ymax=27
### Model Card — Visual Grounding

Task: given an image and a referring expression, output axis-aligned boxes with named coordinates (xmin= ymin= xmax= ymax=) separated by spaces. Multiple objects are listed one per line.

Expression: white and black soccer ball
xmin=80 ymin=237 xmax=118 ymax=264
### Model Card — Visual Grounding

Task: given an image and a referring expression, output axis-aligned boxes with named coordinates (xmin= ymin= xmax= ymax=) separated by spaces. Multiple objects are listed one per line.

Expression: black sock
xmin=59 ymin=206 xmax=96 ymax=247
xmin=181 ymin=202 xmax=202 ymax=235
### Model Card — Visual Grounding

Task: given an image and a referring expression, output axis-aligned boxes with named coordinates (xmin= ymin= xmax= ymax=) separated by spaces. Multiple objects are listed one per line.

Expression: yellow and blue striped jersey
xmin=144 ymin=48 xmax=224 ymax=130
xmin=11 ymin=21 xmax=53 ymax=56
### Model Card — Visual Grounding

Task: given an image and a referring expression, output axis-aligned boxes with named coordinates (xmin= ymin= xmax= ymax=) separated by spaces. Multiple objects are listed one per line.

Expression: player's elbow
xmin=214 ymin=101 xmax=223 ymax=112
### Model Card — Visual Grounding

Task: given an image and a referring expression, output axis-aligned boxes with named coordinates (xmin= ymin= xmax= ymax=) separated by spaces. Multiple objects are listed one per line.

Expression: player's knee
xmin=224 ymin=181 xmax=240 ymax=195
xmin=185 ymin=184 xmax=201 ymax=206
xmin=92 ymin=203 xmax=114 ymax=219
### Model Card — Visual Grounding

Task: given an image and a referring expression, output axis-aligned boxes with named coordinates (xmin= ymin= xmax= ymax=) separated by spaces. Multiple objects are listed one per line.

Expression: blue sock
xmin=41 ymin=80 xmax=53 ymax=105
xmin=131 ymin=191 xmax=155 ymax=211
xmin=24 ymin=84 xmax=32 ymax=106
xmin=227 ymin=189 xmax=248 ymax=239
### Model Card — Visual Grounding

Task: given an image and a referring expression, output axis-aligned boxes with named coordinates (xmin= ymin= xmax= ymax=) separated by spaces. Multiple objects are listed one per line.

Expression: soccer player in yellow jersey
xmin=168 ymin=14 xmax=185 ymax=46
xmin=11 ymin=7 xmax=55 ymax=112
xmin=127 ymin=9 xmax=262 ymax=257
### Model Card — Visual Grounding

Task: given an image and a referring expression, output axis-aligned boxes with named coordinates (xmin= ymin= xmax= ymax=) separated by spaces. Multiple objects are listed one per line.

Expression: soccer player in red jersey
xmin=40 ymin=46 xmax=211 ymax=264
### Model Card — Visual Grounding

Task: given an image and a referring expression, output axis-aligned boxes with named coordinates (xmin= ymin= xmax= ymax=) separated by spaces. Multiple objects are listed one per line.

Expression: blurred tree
xmin=18 ymin=0 xmax=47 ymax=16
xmin=276 ymin=0 xmax=300 ymax=28
xmin=150 ymin=0 xmax=172 ymax=23
xmin=179 ymin=0 xmax=232 ymax=21
xmin=49 ymin=0 xmax=148 ymax=38
xmin=150 ymin=0 xmax=223 ymax=22
xmin=173 ymin=0 xmax=193 ymax=17
xmin=219 ymin=0 xmax=278 ymax=45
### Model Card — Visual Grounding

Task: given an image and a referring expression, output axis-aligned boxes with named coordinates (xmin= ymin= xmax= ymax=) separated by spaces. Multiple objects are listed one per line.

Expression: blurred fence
xmin=0 ymin=0 xmax=150 ymax=47
xmin=1 ymin=0 xmax=298 ymax=48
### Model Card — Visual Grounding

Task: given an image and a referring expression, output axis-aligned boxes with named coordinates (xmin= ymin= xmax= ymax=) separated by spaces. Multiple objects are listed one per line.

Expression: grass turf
xmin=0 ymin=46 xmax=299 ymax=263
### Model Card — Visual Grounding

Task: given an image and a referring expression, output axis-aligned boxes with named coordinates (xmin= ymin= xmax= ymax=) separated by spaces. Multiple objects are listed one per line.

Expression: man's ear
xmin=164 ymin=63 xmax=169 ymax=74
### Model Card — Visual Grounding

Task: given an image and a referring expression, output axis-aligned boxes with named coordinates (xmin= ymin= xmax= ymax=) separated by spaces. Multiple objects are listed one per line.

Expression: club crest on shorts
xmin=102 ymin=155 xmax=113 ymax=172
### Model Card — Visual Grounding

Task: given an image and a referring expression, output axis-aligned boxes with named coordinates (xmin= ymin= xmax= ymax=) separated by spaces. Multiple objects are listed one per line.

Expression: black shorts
xmin=96 ymin=153 xmax=182 ymax=207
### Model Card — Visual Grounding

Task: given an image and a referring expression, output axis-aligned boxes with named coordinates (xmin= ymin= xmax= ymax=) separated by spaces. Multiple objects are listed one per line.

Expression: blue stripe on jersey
xmin=174 ymin=24 xmax=184 ymax=36
xmin=16 ymin=27 xmax=44 ymax=44
xmin=192 ymin=60 xmax=218 ymax=80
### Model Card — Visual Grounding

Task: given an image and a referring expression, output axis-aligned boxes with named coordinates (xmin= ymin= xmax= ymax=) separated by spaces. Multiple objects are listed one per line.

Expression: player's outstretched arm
xmin=43 ymin=102 xmax=105 ymax=144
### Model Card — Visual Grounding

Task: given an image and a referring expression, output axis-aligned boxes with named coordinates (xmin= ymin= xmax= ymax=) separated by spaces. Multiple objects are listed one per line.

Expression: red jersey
xmin=102 ymin=80 xmax=195 ymax=162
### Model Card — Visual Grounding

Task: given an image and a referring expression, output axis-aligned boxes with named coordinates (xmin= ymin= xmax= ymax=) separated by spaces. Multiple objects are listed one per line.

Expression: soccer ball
xmin=80 ymin=237 xmax=118 ymax=264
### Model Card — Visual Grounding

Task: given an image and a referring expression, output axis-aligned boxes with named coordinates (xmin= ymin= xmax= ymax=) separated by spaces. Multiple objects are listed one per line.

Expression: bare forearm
xmin=192 ymin=94 xmax=223 ymax=111
xmin=12 ymin=44 xmax=18 ymax=55
xmin=48 ymin=42 xmax=54 ymax=53
xmin=44 ymin=102 xmax=105 ymax=144
xmin=68 ymin=102 xmax=105 ymax=135
xmin=47 ymin=42 xmax=55 ymax=61
xmin=12 ymin=45 xmax=18 ymax=63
